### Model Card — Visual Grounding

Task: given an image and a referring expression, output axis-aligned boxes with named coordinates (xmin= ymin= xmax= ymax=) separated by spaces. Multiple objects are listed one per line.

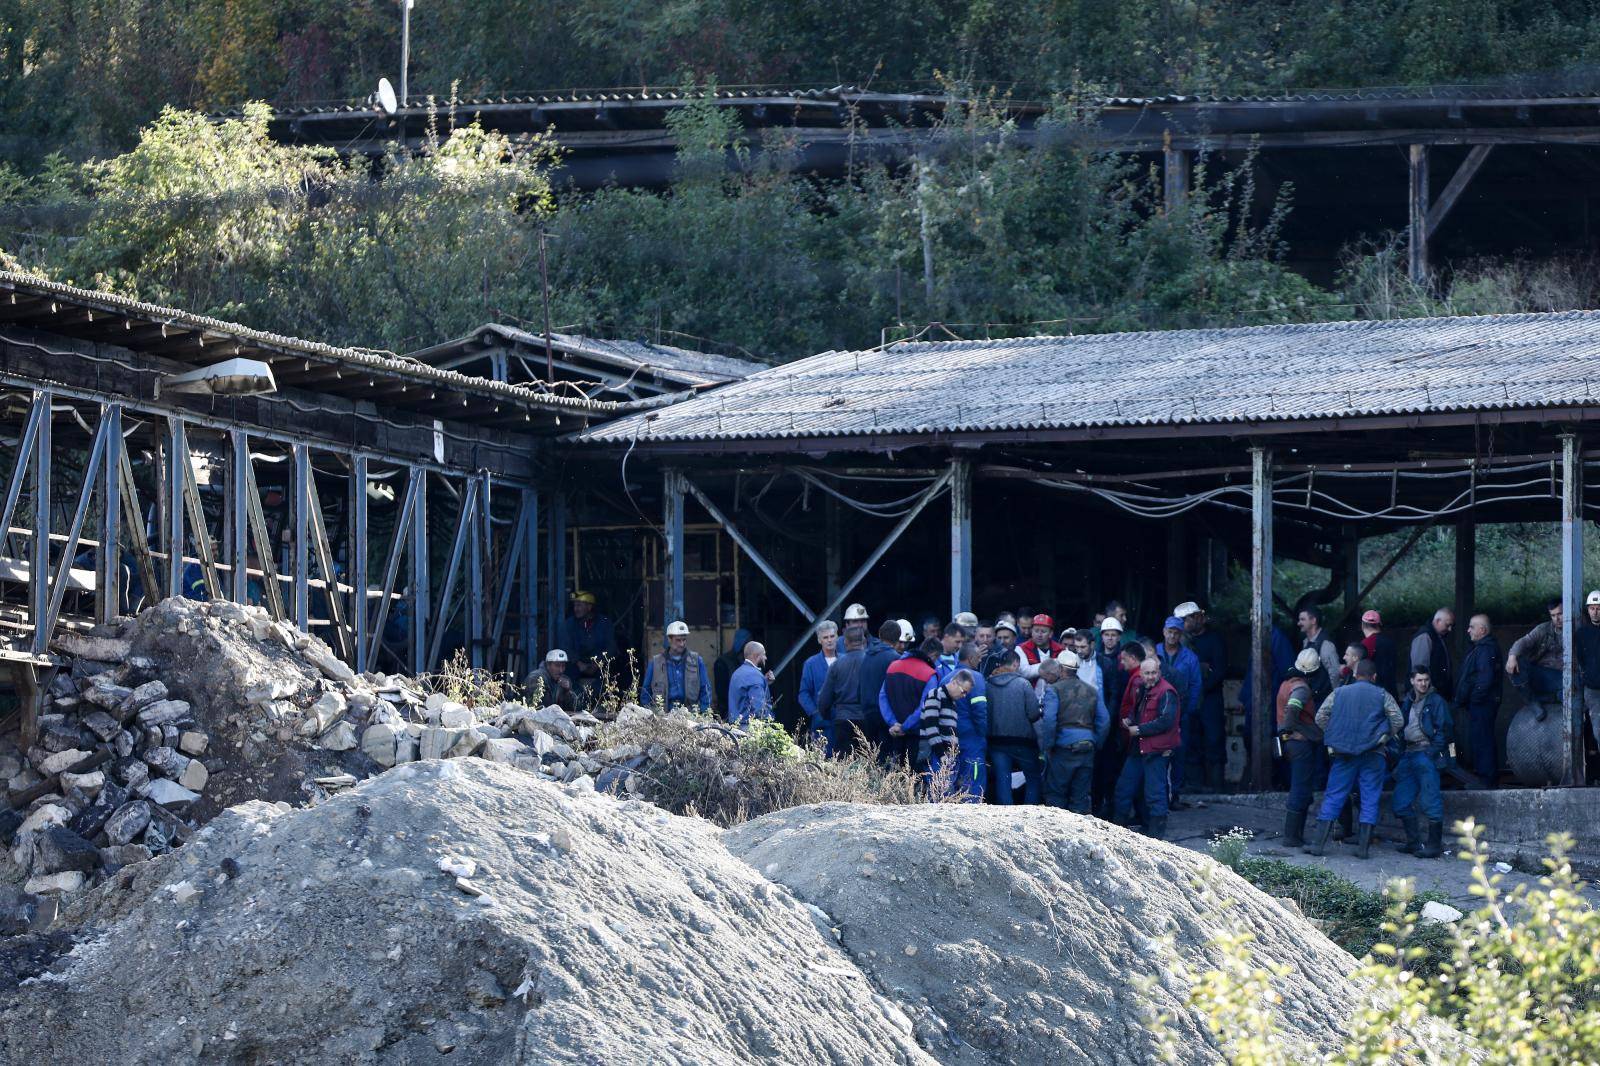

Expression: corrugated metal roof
xmin=0 ymin=271 xmax=619 ymax=419
xmin=578 ymin=311 xmax=1600 ymax=444
xmin=408 ymin=323 xmax=761 ymax=387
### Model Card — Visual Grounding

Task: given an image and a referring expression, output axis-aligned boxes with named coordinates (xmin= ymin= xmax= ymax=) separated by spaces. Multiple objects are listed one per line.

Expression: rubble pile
xmin=0 ymin=760 xmax=931 ymax=1064
xmin=0 ymin=597 xmax=651 ymax=923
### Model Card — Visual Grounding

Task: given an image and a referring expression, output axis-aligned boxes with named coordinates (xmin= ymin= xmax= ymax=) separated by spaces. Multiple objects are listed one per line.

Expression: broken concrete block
xmin=530 ymin=706 xmax=578 ymax=741
xmin=420 ymin=727 xmax=465 ymax=761
xmin=177 ymin=731 xmax=209 ymax=756
xmin=317 ymin=721 xmax=357 ymax=752
xmin=361 ymin=722 xmax=399 ymax=767
xmin=60 ymin=770 xmax=104 ymax=795
xmin=23 ymin=871 xmax=85 ymax=896
xmin=80 ymin=678 xmax=132 ymax=711
xmin=479 ymin=738 xmax=523 ymax=764
xmin=393 ymin=734 xmax=419 ymax=764
xmin=136 ymin=699 xmax=191 ymax=728
xmin=448 ymin=728 xmax=487 ymax=758
xmin=143 ymin=779 xmax=200 ymax=807
xmin=439 ymin=704 xmax=474 ymax=728
xmin=121 ymin=679 xmax=169 ymax=714
xmin=177 ymin=759 xmax=209 ymax=792
xmin=304 ymin=644 xmax=356 ymax=685
xmin=102 ymin=801 xmax=151 ymax=846
xmin=53 ymin=632 xmax=131 ymax=662
xmin=39 ymin=748 xmax=90 ymax=776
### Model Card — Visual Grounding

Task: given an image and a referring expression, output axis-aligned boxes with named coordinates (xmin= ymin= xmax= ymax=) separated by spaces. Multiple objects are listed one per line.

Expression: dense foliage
xmin=5 ymin=1 xmax=1600 ymax=164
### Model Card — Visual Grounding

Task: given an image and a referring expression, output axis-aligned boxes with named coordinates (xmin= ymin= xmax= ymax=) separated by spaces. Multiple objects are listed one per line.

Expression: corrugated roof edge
xmin=575 ymin=305 xmax=1600 ymax=443
xmin=0 ymin=271 xmax=620 ymax=415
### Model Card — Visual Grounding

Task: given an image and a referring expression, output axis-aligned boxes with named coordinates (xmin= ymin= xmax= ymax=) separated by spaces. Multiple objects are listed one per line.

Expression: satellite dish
xmin=377 ymin=77 xmax=398 ymax=116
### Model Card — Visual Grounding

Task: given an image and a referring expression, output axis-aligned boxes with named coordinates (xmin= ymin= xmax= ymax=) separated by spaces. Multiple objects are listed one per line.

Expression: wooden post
xmin=1408 ymin=144 xmax=1430 ymax=284
xmin=950 ymin=458 xmax=972 ymax=617
xmin=1163 ymin=144 xmax=1190 ymax=211
xmin=1453 ymin=516 xmax=1476 ymax=664
xmin=1250 ymin=446 xmax=1274 ymax=790
xmin=1561 ymin=434 xmax=1585 ymax=785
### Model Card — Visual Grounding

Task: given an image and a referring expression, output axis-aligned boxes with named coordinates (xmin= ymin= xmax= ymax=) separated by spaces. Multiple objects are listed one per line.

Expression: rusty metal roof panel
xmin=578 ymin=310 xmax=1600 ymax=444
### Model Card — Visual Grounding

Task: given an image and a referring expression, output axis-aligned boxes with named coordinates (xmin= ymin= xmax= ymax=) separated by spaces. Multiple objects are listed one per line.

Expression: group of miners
xmin=527 ymin=585 xmax=1600 ymax=849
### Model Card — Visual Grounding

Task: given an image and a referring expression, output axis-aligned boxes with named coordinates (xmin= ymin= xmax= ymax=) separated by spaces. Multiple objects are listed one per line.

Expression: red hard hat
xmin=1031 ymin=613 xmax=1054 ymax=629
xmin=1361 ymin=610 xmax=1382 ymax=625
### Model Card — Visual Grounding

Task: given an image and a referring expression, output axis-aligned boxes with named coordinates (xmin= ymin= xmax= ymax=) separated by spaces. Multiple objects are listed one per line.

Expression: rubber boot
xmin=1145 ymin=816 xmax=1167 ymax=840
xmin=1282 ymin=809 xmax=1307 ymax=848
xmin=1332 ymin=802 xmax=1355 ymax=842
xmin=1417 ymin=819 xmax=1445 ymax=858
xmin=1397 ymin=814 xmax=1421 ymax=854
xmin=1355 ymin=823 xmax=1374 ymax=860
xmin=1305 ymin=820 xmax=1333 ymax=856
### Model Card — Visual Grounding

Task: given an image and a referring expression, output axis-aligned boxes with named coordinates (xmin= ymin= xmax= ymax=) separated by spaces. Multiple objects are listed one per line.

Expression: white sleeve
xmin=1016 ymin=647 xmax=1040 ymax=679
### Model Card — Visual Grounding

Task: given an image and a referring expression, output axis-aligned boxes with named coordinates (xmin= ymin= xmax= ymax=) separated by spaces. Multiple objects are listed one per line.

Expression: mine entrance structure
xmin=0 ymin=272 xmax=618 ymax=746
xmin=579 ymin=312 xmax=1600 ymax=790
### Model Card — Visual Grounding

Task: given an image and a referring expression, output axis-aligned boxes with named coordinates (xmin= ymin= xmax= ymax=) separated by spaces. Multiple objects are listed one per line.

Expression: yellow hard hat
xmin=571 ymin=590 xmax=597 ymax=605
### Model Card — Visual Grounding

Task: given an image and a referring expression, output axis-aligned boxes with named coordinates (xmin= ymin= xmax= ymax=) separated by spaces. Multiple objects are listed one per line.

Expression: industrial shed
xmin=577 ymin=310 xmax=1600 ymax=786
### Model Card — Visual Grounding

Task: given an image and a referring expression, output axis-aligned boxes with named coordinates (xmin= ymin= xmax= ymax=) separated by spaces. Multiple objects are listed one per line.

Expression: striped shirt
xmin=919 ymin=685 xmax=960 ymax=755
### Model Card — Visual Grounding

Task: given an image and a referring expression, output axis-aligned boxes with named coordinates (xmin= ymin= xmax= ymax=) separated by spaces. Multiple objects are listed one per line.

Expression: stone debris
xmin=2 ymin=597 xmax=670 ymax=928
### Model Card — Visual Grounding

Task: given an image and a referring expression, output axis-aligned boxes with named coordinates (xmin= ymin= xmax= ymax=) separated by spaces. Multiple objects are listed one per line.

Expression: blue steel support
xmin=352 ymin=454 xmax=369 ymax=670
xmin=410 ymin=468 xmax=430 ymax=675
xmin=96 ymin=404 xmax=122 ymax=624
xmin=292 ymin=443 xmax=310 ymax=630
xmin=29 ymin=391 xmax=50 ymax=651
xmin=520 ymin=489 xmax=539 ymax=674
xmin=230 ymin=431 xmax=250 ymax=603
xmin=663 ymin=469 xmax=684 ymax=629
xmin=165 ymin=417 xmax=184 ymax=599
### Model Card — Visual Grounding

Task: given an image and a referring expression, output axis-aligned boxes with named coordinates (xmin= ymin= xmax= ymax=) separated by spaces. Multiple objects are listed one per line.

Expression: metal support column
xmin=292 ymin=443 xmax=310 ymax=631
xmin=410 ymin=468 xmax=430 ymax=675
xmin=520 ymin=489 xmax=539 ymax=673
xmin=230 ymin=431 xmax=250 ymax=604
xmin=1453 ymin=516 xmax=1476 ymax=663
xmin=29 ymin=391 xmax=50 ymax=650
xmin=1561 ymin=434 xmax=1585 ymax=785
xmin=96 ymin=404 xmax=122 ymax=624
xmin=351 ymin=455 xmax=368 ymax=668
xmin=164 ymin=417 xmax=183 ymax=599
xmin=663 ymin=469 xmax=684 ymax=628
xmin=1250 ymin=446 xmax=1274 ymax=790
xmin=950 ymin=458 xmax=972 ymax=617
xmin=681 ymin=476 xmax=812 ymax=623
xmin=467 ymin=473 xmax=488 ymax=668
xmin=1408 ymin=144 xmax=1430 ymax=284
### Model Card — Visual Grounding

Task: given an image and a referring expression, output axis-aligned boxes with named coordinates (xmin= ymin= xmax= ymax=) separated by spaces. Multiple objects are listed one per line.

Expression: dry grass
xmin=605 ymin=712 xmax=967 ymax=827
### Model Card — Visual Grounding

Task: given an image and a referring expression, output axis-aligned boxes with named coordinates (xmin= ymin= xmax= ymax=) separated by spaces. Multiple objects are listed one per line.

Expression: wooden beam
xmin=1408 ymin=144 xmax=1430 ymax=284
xmin=1425 ymin=144 xmax=1493 ymax=239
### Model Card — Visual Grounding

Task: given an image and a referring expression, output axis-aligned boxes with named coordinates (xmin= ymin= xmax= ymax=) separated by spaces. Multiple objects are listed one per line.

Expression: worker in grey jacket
xmin=1039 ymin=654 xmax=1109 ymax=813
xmin=986 ymin=655 xmax=1045 ymax=804
xmin=1506 ymin=597 xmax=1564 ymax=720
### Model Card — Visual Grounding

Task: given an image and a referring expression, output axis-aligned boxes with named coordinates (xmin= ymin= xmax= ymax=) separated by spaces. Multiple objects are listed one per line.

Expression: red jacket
xmin=1122 ymin=676 xmax=1181 ymax=755
xmin=1018 ymin=639 xmax=1064 ymax=664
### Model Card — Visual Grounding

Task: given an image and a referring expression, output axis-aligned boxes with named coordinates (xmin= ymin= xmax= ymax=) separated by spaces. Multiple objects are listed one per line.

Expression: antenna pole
xmin=539 ymin=227 xmax=554 ymax=383
xmin=400 ymin=0 xmax=411 ymax=107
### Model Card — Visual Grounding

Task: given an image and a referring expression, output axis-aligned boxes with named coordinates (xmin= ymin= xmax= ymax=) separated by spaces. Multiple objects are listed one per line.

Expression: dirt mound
xmin=0 ymin=759 xmax=930 ymax=1065
xmin=726 ymin=804 xmax=1374 ymax=1065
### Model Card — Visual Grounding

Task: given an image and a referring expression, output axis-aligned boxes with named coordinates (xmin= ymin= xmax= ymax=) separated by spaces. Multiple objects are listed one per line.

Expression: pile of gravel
xmin=0 ymin=759 xmax=930 ymax=1064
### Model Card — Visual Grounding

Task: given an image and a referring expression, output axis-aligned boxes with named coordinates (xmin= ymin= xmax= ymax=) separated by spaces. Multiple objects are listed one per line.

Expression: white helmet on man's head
xmin=897 ymin=619 xmax=916 ymax=643
xmin=545 ymin=649 xmax=569 ymax=663
xmin=666 ymin=620 xmax=690 ymax=637
xmin=844 ymin=603 xmax=869 ymax=621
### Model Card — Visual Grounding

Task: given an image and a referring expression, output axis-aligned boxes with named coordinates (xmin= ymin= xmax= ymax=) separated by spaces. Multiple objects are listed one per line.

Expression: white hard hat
xmin=897 ymin=619 xmax=915 ymax=642
xmin=1100 ymin=617 xmax=1124 ymax=633
xmin=1295 ymin=649 xmax=1322 ymax=674
xmin=1173 ymin=601 xmax=1201 ymax=618
xmin=545 ymin=649 xmax=569 ymax=663
xmin=844 ymin=603 xmax=869 ymax=621
xmin=1587 ymin=591 xmax=1600 ymax=607
xmin=1057 ymin=649 xmax=1081 ymax=671
xmin=953 ymin=611 xmax=979 ymax=629
xmin=666 ymin=620 xmax=690 ymax=637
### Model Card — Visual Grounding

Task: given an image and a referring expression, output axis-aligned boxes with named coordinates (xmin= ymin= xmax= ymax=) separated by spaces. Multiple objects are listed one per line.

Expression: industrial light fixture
xmin=157 ymin=357 xmax=278 ymax=398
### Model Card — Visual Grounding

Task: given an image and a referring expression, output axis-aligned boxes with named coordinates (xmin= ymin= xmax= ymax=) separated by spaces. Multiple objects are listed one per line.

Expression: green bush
xmin=1156 ymin=820 xmax=1600 ymax=1063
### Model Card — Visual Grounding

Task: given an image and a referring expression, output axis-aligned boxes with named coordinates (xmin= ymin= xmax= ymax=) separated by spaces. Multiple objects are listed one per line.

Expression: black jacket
xmin=1455 ymin=635 xmax=1503 ymax=710
xmin=817 ymin=648 xmax=866 ymax=722
xmin=1576 ymin=618 xmax=1600 ymax=688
